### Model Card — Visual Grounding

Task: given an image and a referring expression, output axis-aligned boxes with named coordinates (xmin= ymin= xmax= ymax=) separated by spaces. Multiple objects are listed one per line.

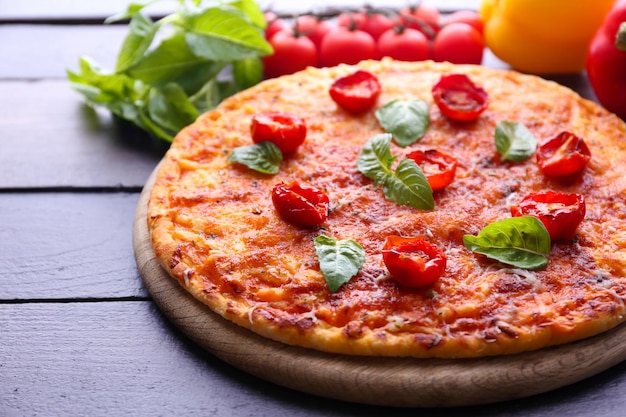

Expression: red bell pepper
xmin=586 ymin=0 xmax=626 ymax=121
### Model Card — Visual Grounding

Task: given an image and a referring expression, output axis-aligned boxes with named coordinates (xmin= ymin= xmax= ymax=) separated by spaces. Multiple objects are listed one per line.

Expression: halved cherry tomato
xmin=431 ymin=73 xmax=488 ymax=122
xmin=382 ymin=235 xmax=447 ymax=288
xmin=510 ymin=191 xmax=586 ymax=241
xmin=536 ymin=131 xmax=591 ymax=177
xmin=250 ymin=112 xmax=307 ymax=154
xmin=271 ymin=181 xmax=329 ymax=227
xmin=406 ymin=149 xmax=457 ymax=191
xmin=329 ymin=70 xmax=381 ymax=113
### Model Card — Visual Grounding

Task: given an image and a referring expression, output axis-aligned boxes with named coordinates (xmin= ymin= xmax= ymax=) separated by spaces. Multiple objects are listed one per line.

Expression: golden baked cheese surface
xmin=148 ymin=60 xmax=626 ymax=358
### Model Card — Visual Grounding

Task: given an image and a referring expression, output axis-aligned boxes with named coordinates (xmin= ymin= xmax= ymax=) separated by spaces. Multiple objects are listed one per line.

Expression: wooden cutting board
xmin=133 ymin=165 xmax=626 ymax=408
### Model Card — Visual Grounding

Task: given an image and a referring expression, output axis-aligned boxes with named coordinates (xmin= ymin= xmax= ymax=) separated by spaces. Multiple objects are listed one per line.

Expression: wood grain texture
xmin=133 ymin=166 xmax=626 ymax=408
xmin=0 ymin=80 xmax=166 ymax=189
xmin=0 ymin=192 xmax=149 ymax=300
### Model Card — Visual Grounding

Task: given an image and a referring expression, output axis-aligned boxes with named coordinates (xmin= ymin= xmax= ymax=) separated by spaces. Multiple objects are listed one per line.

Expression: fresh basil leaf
xmin=232 ymin=57 xmax=263 ymax=90
xmin=314 ymin=235 xmax=365 ymax=293
xmin=181 ymin=8 xmax=272 ymax=61
xmin=494 ymin=121 xmax=537 ymax=162
xmin=147 ymin=83 xmax=199 ymax=136
xmin=375 ymin=99 xmax=430 ymax=147
xmin=356 ymin=133 xmax=396 ymax=183
xmin=127 ymin=33 xmax=226 ymax=95
xmin=104 ymin=1 xmax=153 ymax=24
xmin=383 ymin=158 xmax=434 ymax=210
xmin=463 ymin=216 xmax=551 ymax=270
xmin=357 ymin=134 xmax=434 ymax=210
xmin=227 ymin=142 xmax=282 ymax=174
xmin=220 ymin=0 xmax=267 ymax=28
xmin=115 ymin=13 xmax=158 ymax=72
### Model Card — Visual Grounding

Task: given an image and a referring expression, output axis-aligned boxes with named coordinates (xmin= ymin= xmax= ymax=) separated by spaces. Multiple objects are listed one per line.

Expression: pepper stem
xmin=617 ymin=22 xmax=626 ymax=52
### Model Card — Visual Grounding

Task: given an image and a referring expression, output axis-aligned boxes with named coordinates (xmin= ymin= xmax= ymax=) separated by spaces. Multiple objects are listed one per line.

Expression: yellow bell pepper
xmin=479 ymin=0 xmax=616 ymax=74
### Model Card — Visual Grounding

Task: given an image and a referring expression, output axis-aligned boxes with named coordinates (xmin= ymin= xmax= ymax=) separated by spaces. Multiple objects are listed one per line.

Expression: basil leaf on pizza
xmin=357 ymin=134 xmax=434 ymax=210
xmin=463 ymin=216 xmax=551 ymax=270
xmin=227 ymin=141 xmax=282 ymax=174
xmin=375 ymin=99 xmax=430 ymax=147
xmin=495 ymin=121 xmax=537 ymax=162
xmin=314 ymin=235 xmax=366 ymax=293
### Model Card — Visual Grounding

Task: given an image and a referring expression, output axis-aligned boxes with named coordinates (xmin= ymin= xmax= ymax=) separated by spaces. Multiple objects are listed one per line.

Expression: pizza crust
xmin=148 ymin=59 xmax=626 ymax=358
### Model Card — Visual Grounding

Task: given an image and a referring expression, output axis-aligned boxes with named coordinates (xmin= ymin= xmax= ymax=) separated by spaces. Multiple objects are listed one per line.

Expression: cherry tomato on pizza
xmin=432 ymin=73 xmax=488 ymax=122
xmin=329 ymin=70 xmax=382 ymax=113
xmin=382 ymin=235 xmax=447 ymax=288
xmin=250 ymin=112 xmax=307 ymax=154
xmin=510 ymin=191 xmax=586 ymax=241
xmin=271 ymin=181 xmax=329 ymax=227
xmin=536 ymin=131 xmax=591 ymax=177
xmin=406 ymin=149 xmax=457 ymax=191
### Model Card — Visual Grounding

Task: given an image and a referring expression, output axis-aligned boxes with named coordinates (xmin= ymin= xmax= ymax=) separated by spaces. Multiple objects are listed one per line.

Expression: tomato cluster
xmin=262 ymin=6 xmax=485 ymax=78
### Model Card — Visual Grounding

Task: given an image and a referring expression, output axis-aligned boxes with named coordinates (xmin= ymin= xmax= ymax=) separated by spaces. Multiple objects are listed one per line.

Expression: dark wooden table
xmin=2 ymin=1 xmax=625 ymax=416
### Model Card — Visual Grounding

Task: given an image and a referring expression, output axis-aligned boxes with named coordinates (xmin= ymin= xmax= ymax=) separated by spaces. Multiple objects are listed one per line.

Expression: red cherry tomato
xmin=510 ymin=191 xmax=586 ymax=241
xmin=329 ymin=70 xmax=382 ymax=114
xmin=376 ymin=27 xmax=430 ymax=61
xmin=406 ymin=149 xmax=458 ymax=191
xmin=444 ymin=10 xmax=484 ymax=34
xmin=382 ymin=235 xmax=447 ymax=288
xmin=337 ymin=11 xmax=367 ymax=31
xmin=399 ymin=5 xmax=441 ymax=40
xmin=319 ymin=27 xmax=376 ymax=67
xmin=262 ymin=29 xmax=317 ymax=79
xmin=357 ymin=13 xmax=396 ymax=40
xmin=536 ymin=131 xmax=592 ymax=177
xmin=251 ymin=112 xmax=307 ymax=154
xmin=295 ymin=15 xmax=333 ymax=50
xmin=271 ymin=181 xmax=329 ymax=227
xmin=264 ymin=12 xmax=288 ymax=40
xmin=432 ymin=22 xmax=484 ymax=65
xmin=432 ymin=73 xmax=489 ymax=122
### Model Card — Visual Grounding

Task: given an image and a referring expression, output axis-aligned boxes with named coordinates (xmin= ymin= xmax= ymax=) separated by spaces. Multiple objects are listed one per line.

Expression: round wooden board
xmin=133 ymin=164 xmax=626 ymax=408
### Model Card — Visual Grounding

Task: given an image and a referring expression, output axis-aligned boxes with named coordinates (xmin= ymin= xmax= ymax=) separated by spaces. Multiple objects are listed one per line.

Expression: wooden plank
xmin=0 ymin=193 xmax=149 ymax=300
xmin=0 ymin=24 xmax=127 ymax=79
xmin=0 ymin=80 xmax=166 ymax=189
xmin=1 ymin=301 xmax=625 ymax=416
xmin=0 ymin=0 xmax=480 ymax=21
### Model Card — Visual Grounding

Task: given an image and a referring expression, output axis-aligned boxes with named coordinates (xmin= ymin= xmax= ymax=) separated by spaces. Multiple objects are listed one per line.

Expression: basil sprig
xmin=227 ymin=141 xmax=282 ymax=174
xmin=494 ymin=121 xmax=537 ymax=162
xmin=314 ymin=235 xmax=366 ymax=293
xmin=463 ymin=216 xmax=551 ymax=270
xmin=68 ymin=0 xmax=271 ymax=142
xmin=357 ymin=134 xmax=434 ymax=210
xmin=375 ymin=99 xmax=430 ymax=147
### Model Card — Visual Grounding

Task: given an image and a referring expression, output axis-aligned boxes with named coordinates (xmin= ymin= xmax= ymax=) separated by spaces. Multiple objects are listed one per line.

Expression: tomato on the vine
xmin=399 ymin=4 xmax=441 ymax=40
xmin=272 ymin=181 xmax=329 ymax=227
xmin=376 ymin=27 xmax=429 ymax=61
xmin=295 ymin=15 xmax=333 ymax=50
xmin=251 ymin=112 xmax=307 ymax=154
xmin=432 ymin=22 xmax=484 ymax=65
xmin=357 ymin=13 xmax=396 ymax=40
xmin=319 ymin=26 xmax=376 ymax=67
xmin=263 ymin=29 xmax=317 ymax=79
xmin=510 ymin=191 xmax=586 ymax=241
xmin=444 ymin=10 xmax=484 ymax=34
xmin=536 ymin=131 xmax=591 ymax=177
xmin=329 ymin=70 xmax=381 ymax=113
xmin=382 ymin=235 xmax=447 ymax=288
xmin=432 ymin=73 xmax=489 ymax=122
xmin=264 ymin=12 xmax=287 ymax=40
xmin=406 ymin=149 xmax=458 ymax=191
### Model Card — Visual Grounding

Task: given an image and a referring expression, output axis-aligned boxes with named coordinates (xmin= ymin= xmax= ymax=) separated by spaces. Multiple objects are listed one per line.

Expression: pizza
xmin=147 ymin=59 xmax=626 ymax=358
